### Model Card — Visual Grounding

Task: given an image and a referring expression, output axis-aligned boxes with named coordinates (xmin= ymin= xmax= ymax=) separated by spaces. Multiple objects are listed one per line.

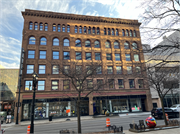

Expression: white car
xmin=170 ymin=104 xmax=180 ymax=112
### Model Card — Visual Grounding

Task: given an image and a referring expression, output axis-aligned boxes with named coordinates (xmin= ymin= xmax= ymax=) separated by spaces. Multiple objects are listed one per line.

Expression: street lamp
xmin=30 ymin=71 xmax=39 ymax=133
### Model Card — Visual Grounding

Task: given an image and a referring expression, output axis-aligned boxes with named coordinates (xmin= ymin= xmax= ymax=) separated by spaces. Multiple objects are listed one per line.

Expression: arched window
xmin=130 ymin=30 xmax=133 ymax=37
xmin=29 ymin=22 xmax=33 ymax=30
xmin=88 ymin=27 xmax=91 ymax=34
xmin=79 ymin=26 xmax=82 ymax=33
xmin=85 ymin=40 xmax=91 ymax=47
xmin=75 ymin=39 xmax=81 ymax=47
xmin=44 ymin=23 xmax=48 ymax=31
xmin=57 ymin=24 xmax=61 ymax=32
xmin=112 ymin=28 xmax=115 ymax=35
xmin=84 ymin=26 xmax=87 ymax=34
xmin=93 ymin=27 xmax=95 ymax=34
xmin=122 ymin=29 xmax=125 ymax=36
xmin=126 ymin=30 xmax=129 ymax=36
xmin=97 ymin=27 xmax=100 ymax=35
xmin=133 ymin=30 xmax=136 ymax=37
xmin=63 ymin=39 xmax=69 ymax=46
xmin=40 ymin=37 xmax=47 ymax=45
xmin=62 ymin=24 xmax=65 ymax=32
xmin=114 ymin=41 xmax=119 ymax=49
xmin=108 ymin=28 xmax=111 ymax=35
xmin=53 ymin=38 xmax=59 ymax=46
xmin=75 ymin=26 xmax=78 ymax=33
xmin=132 ymin=42 xmax=138 ymax=49
xmin=124 ymin=42 xmax=129 ymax=49
xmin=67 ymin=25 xmax=70 ymax=33
xmin=94 ymin=40 xmax=100 ymax=48
xmin=39 ymin=23 xmax=43 ymax=31
xmin=29 ymin=36 xmax=36 ymax=44
xmin=53 ymin=24 xmax=56 ymax=32
xmin=34 ymin=22 xmax=38 ymax=30
xmin=105 ymin=41 xmax=111 ymax=48
xmin=116 ymin=29 xmax=118 ymax=36
xmin=104 ymin=28 xmax=106 ymax=35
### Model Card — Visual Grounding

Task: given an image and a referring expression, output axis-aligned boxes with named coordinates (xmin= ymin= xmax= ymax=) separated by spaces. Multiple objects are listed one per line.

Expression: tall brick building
xmin=14 ymin=9 xmax=152 ymax=121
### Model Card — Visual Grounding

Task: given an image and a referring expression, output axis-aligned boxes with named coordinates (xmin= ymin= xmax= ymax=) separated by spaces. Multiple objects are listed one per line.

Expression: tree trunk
xmin=160 ymin=98 xmax=168 ymax=125
xmin=77 ymin=94 xmax=81 ymax=133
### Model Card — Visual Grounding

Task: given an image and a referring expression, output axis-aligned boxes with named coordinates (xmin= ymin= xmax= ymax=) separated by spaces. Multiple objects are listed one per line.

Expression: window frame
xmin=129 ymin=79 xmax=135 ymax=88
xmin=106 ymin=53 xmax=112 ymax=60
xmin=53 ymin=38 xmax=59 ymax=46
xmin=40 ymin=37 xmax=47 ymax=45
xmin=38 ymin=65 xmax=46 ymax=74
xmin=63 ymin=51 xmax=70 ymax=60
xmin=76 ymin=52 xmax=82 ymax=60
xmin=53 ymin=24 xmax=56 ymax=32
xmin=27 ymin=50 xmax=35 ymax=59
xmin=125 ymin=54 xmax=131 ymax=61
xmin=29 ymin=22 xmax=33 ymax=30
xmin=29 ymin=36 xmax=36 ymax=45
xmin=138 ymin=79 xmax=144 ymax=88
xmin=34 ymin=22 xmax=38 ymax=30
xmin=116 ymin=66 xmax=122 ymax=74
xmin=85 ymin=52 xmax=92 ymax=60
xmin=62 ymin=24 xmax=65 ymax=32
xmin=67 ymin=25 xmax=70 ymax=33
xmin=52 ymin=51 xmax=59 ymax=60
xmin=127 ymin=66 xmax=133 ymax=74
xmin=115 ymin=53 xmax=121 ymax=61
xmin=75 ymin=25 xmax=78 ymax=33
xmin=37 ymin=80 xmax=45 ymax=91
xmin=39 ymin=51 xmax=46 ymax=59
xmin=85 ymin=40 xmax=91 ymax=47
xmin=96 ymin=66 xmax=102 ymax=74
xmin=63 ymin=80 xmax=70 ymax=90
xmin=95 ymin=52 xmax=101 ymax=60
xmin=118 ymin=79 xmax=124 ymax=88
xmin=26 ymin=65 xmax=34 ymax=74
xmin=134 ymin=54 xmax=140 ymax=61
xmin=75 ymin=39 xmax=81 ymax=47
xmin=44 ymin=23 xmax=48 ymax=31
xmin=51 ymin=80 xmax=59 ymax=91
xmin=124 ymin=42 xmax=130 ymax=49
xmin=108 ymin=79 xmax=114 ymax=89
xmin=105 ymin=41 xmax=111 ymax=48
xmin=114 ymin=41 xmax=120 ymax=49
xmin=94 ymin=40 xmax=100 ymax=48
xmin=25 ymin=81 xmax=33 ymax=91
xmin=87 ymin=79 xmax=93 ymax=89
xmin=39 ymin=22 xmax=43 ymax=31
xmin=63 ymin=39 xmax=70 ymax=47
xmin=52 ymin=65 xmax=59 ymax=74
xmin=107 ymin=66 xmax=113 ymax=74
xmin=57 ymin=24 xmax=61 ymax=32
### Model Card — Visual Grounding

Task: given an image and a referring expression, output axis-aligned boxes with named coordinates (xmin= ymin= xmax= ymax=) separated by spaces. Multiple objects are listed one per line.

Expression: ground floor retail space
xmin=20 ymin=95 xmax=147 ymax=121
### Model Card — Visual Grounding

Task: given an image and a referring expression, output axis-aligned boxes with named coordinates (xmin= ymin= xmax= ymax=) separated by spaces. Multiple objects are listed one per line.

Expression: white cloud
xmin=0 ymin=61 xmax=19 ymax=69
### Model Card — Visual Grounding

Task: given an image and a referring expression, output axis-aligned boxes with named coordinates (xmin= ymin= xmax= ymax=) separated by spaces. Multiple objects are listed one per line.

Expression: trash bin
xmin=49 ymin=116 xmax=52 ymax=121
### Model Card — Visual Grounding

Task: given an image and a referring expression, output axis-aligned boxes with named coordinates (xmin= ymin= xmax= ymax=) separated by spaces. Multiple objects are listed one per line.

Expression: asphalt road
xmin=4 ymin=115 xmax=168 ymax=134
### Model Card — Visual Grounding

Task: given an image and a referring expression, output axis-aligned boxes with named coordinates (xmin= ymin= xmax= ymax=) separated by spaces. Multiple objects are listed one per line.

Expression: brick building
xmin=14 ymin=9 xmax=152 ymax=121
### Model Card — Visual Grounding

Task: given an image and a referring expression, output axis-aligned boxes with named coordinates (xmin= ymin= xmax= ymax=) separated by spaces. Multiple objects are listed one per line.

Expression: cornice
xmin=22 ymin=9 xmax=141 ymax=26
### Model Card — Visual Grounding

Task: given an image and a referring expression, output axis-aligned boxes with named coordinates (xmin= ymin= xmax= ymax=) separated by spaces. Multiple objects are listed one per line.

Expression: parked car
xmin=151 ymin=107 xmax=179 ymax=119
xmin=170 ymin=104 xmax=180 ymax=112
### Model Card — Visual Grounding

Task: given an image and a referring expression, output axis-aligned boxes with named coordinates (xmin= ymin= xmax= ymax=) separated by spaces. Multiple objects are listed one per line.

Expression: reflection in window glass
xmin=134 ymin=54 xmax=139 ymax=61
xmin=67 ymin=25 xmax=70 ymax=33
xmin=44 ymin=23 xmax=48 ymax=31
xmin=115 ymin=54 xmax=121 ymax=61
xmin=97 ymin=27 xmax=100 ymax=35
xmin=39 ymin=51 xmax=46 ymax=59
xmin=52 ymin=81 xmax=58 ymax=90
xmin=25 ymin=81 xmax=33 ymax=90
xmin=79 ymin=26 xmax=82 ymax=33
xmin=75 ymin=26 xmax=78 ymax=33
xmin=38 ymin=81 xmax=45 ymax=90
xmin=39 ymin=23 xmax=43 ymax=31
xmin=105 ymin=41 xmax=111 ymax=48
xmin=63 ymin=80 xmax=70 ymax=90
xmin=124 ymin=42 xmax=129 ymax=49
xmin=39 ymin=65 xmax=46 ymax=74
xmin=85 ymin=40 xmax=91 ymax=47
xmin=136 ymin=66 xmax=141 ymax=74
xmin=94 ymin=41 xmax=100 ymax=48
xmin=53 ymin=38 xmax=59 ymax=46
xmin=63 ymin=39 xmax=69 ymax=46
xmin=34 ymin=22 xmax=38 ymax=30
xmin=116 ymin=66 xmax=122 ymax=74
xmin=28 ymin=50 xmax=35 ymax=59
xmin=63 ymin=52 xmax=70 ymax=60
xmin=125 ymin=54 xmax=131 ymax=61
xmin=27 ymin=65 xmax=34 ymax=74
xmin=127 ymin=66 xmax=132 ymax=74
xmin=52 ymin=65 xmax=59 ymax=74
xmin=106 ymin=54 xmax=112 ymax=60
xmin=84 ymin=26 xmax=87 ymax=34
xmin=86 ymin=53 xmax=91 ymax=60
xmin=114 ymin=41 xmax=119 ymax=49
xmin=62 ymin=25 xmax=65 ymax=32
xmin=95 ymin=53 xmax=101 ymax=60
xmin=57 ymin=24 xmax=61 ymax=32
xmin=29 ymin=22 xmax=33 ymax=30
xmin=53 ymin=51 xmax=59 ymax=59
xmin=96 ymin=66 xmax=102 ymax=74
xmin=87 ymin=79 xmax=93 ymax=89
xmin=76 ymin=52 xmax=81 ymax=60
xmin=107 ymin=66 xmax=113 ymax=74
xmin=75 ymin=39 xmax=81 ymax=47
xmin=53 ymin=24 xmax=56 ymax=31
xmin=40 ymin=37 xmax=47 ymax=45
xmin=29 ymin=37 xmax=36 ymax=44
xmin=132 ymin=43 xmax=137 ymax=49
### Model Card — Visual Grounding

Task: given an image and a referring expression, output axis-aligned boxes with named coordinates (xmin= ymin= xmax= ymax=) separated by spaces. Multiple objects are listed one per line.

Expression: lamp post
xmin=30 ymin=71 xmax=38 ymax=133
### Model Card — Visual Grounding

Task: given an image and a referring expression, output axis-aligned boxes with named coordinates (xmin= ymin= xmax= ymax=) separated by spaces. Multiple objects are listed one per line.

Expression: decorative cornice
xmin=22 ymin=9 xmax=141 ymax=26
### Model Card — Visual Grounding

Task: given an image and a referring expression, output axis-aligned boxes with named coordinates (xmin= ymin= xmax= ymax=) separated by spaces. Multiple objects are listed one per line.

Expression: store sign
xmin=4 ymin=105 xmax=11 ymax=109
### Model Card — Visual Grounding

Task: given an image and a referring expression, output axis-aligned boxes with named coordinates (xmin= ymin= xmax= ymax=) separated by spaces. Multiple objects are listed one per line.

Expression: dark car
xmin=151 ymin=107 xmax=179 ymax=119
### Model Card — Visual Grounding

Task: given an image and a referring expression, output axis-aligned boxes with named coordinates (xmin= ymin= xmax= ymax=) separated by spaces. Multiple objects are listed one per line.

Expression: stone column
xmin=89 ymin=96 xmax=93 ymax=115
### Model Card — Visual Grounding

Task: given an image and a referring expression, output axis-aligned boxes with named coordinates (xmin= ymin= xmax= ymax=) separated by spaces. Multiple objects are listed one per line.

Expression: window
xmin=93 ymin=27 xmax=95 ymax=34
xmin=39 ymin=23 xmax=43 ymax=31
xmin=76 ymin=66 xmax=82 ymax=74
xmin=94 ymin=41 xmax=100 ymax=48
xmin=97 ymin=79 xmax=103 ymax=89
xmin=64 ymin=66 xmax=70 ymax=74
xmin=96 ymin=66 xmax=102 ymax=74
xmin=107 ymin=66 xmax=113 ymax=74
xmin=124 ymin=42 xmax=129 ymax=49
xmin=86 ymin=66 xmax=92 ymax=74
xmin=39 ymin=51 xmax=46 ymax=59
xmin=132 ymin=42 xmax=138 ymax=49
xmin=27 ymin=65 xmax=34 ymax=74
xmin=95 ymin=53 xmax=101 ymax=60
xmin=125 ymin=54 xmax=131 ymax=61
xmin=126 ymin=30 xmax=129 ymax=36
xmin=87 ymin=79 xmax=93 ymax=89
xmin=29 ymin=36 xmax=36 ymax=44
xmin=112 ymin=28 xmax=115 ymax=35
xmin=63 ymin=52 xmax=70 ymax=60
xmin=116 ymin=66 xmax=122 ymax=74
xmin=25 ymin=81 xmax=33 ymax=91
xmin=134 ymin=54 xmax=139 ymax=61
xmin=63 ymin=80 xmax=70 ymax=90
xmin=52 ymin=81 xmax=58 ymax=90
xmin=34 ymin=22 xmax=38 ymax=30
xmin=40 ymin=37 xmax=47 ymax=45
xmin=86 ymin=53 xmax=91 ymax=60
xmin=52 ymin=65 xmax=59 ymax=74
xmin=97 ymin=27 xmax=100 ymax=35
xmin=44 ymin=23 xmax=48 ymax=31
xmin=85 ymin=40 xmax=91 ymax=47
xmin=133 ymin=30 xmax=136 ymax=37
xmin=105 ymin=41 xmax=111 ymax=48
xmin=104 ymin=28 xmax=106 ymax=35
xmin=53 ymin=51 xmax=59 ymax=59
xmin=122 ymin=29 xmax=125 ymax=36
xmin=130 ymin=30 xmax=133 ymax=37
xmin=79 ymin=26 xmax=82 ymax=33
xmin=115 ymin=54 xmax=121 ymax=61
xmin=76 ymin=52 xmax=82 ymax=60
xmin=28 ymin=50 xmax=35 ymax=59
xmin=84 ymin=26 xmax=87 ymax=34
xmin=127 ymin=66 xmax=132 ymax=74
xmin=39 ymin=65 xmax=46 ymax=74
xmin=108 ymin=28 xmax=111 ymax=35
xmin=116 ymin=29 xmax=118 ymax=36
xmin=138 ymin=79 xmax=144 ymax=88
xmin=29 ymin=22 xmax=33 ymax=30
xmin=67 ymin=25 xmax=70 ymax=33
xmin=108 ymin=79 xmax=114 ymax=89
xmin=114 ymin=41 xmax=119 ymax=49
xmin=62 ymin=24 xmax=65 ymax=32
xmin=118 ymin=79 xmax=124 ymax=88
xmin=53 ymin=24 xmax=56 ymax=31
xmin=63 ymin=39 xmax=69 ymax=47
xmin=75 ymin=39 xmax=81 ymax=47
xmin=53 ymin=38 xmax=59 ymax=46
xmin=37 ymin=81 xmax=45 ymax=90
xmin=106 ymin=54 xmax=112 ymax=60
xmin=57 ymin=24 xmax=61 ymax=32
xmin=75 ymin=26 xmax=78 ymax=33
xmin=88 ymin=27 xmax=91 ymax=34
xmin=136 ymin=66 xmax=141 ymax=74
xmin=129 ymin=79 xmax=135 ymax=88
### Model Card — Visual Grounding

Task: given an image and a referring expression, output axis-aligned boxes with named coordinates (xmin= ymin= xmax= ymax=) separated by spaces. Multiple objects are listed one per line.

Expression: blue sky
xmin=0 ymin=0 xmax=153 ymax=68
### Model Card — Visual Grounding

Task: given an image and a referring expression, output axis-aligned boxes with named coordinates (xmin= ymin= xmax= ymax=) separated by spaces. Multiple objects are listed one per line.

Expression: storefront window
xmin=130 ymin=99 xmax=142 ymax=112
xmin=23 ymin=104 xmax=29 ymax=120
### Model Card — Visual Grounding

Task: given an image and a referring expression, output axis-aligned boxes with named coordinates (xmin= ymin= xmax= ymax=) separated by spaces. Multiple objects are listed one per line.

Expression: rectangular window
xmin=97 ymin=79 xmax=103 ymax=89
xmin=63 ymin=80 xmax=70 ymax=90
xmin=96 ymin=66 xmax=102 ymax=74
xmin=127 ymin=66 xmax=132 ymax=74
xmin=125 ymin=54 xmax=131 ymax=61
xmin=25 ymin=81 xmax=33 ymax=91
xmin=115 ymin=54 xmax=121 ymax=61
xmin=76 ymin=52 xmax=82 ymax=60
xmin=86 ymin=66 xmax=92 ymax=74
xmin=64 ymin=66 xmax=70 ymax=74
xmin=67 ymin=26 xmax=70 ymax=33
xmin=39 ymin=51 xmax=46 ymax=59
xmin=52 ymin=80 xmax=58 ymax=90
xmin=138 ymin=79 xmax=144 ymax=88
xmin=53 ymin=51 xmax=59 ymax=59
xmin=118 ymin=79 xmax=124 ymax=88
xmin=108 ymin=79 xmax=114 ymax=89
xmin=134 ymin=54 xmax=139 ymax=61
xmin=39 ymin=65 xmax=46 ymax=74
xmin=97 ymin=28 xmax=100 ymax=35
xmin=52 ymin=65 xmax=59 ymax=74
xmin=27 ymin=65 xmax=34 ymax=74
xmin=86 ymin=53 xmax=91 ymax=60
xmin=129 ymin=79 xmax=135 ymax=88
xmin=79 ymin=27 xmax=82 ymax=33
xmin=76 ymin=66 xmax=82 ymax=74
xmin=63 ymin=52 xmax=70 ymax=60
xmin=28 ymin=50 xmax=35 ymax=59
xmin=136 ymin=66 xmax=141 ymax=74
xmin=95 ymin=53 xmax=101 ymax=60
xmin=87 ymin=79 xmax=93 ymax=89
xmin=116 ymin=66 xmax=122 ymax=74
xmin=106 ymin=54 xmax=112 ymax=60
xmin=38 ymin=81 xmax=45 ymax=90
xmin=107 ymin=66 xmax=113 ymax=74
